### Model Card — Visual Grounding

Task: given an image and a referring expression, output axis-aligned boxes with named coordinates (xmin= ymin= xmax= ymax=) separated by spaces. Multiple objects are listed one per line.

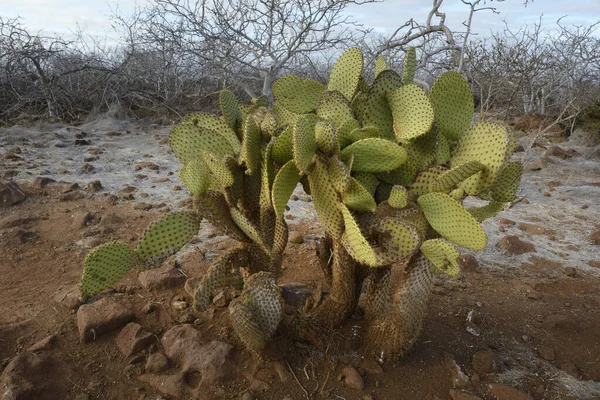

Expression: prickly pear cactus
xmin=269 ymin=47 xmax=522 ymax=360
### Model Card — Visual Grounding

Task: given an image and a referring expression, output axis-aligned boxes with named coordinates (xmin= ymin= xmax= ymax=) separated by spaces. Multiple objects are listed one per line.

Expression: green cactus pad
xmin=353 ymin=172 xmax=378 ymax=195
xmin=402 ymin=47 xmax=417 ymax=85
xmin=328 ymin=156 xmax=352 ymax=193
xmin=436 ymin=134 xmax=451 ymax=165
xmin=432 ymin=161 xmax=485 ymax=192
xmin=374 ymin=56 xmax=387 ymax=78
xmin=229 ymin=272 xmax=282 ymax=351
xmin=180 ymin=113 xmax=241 ymax=152
xmin=80 ymin=242 xmax=136 ymax=297
xmin=230 ymin=207 xmax=269 ymax=253
xmin=420 ymin=239 xmax=459 ymax=275
xmin=239 ymin=115 xmax=263 ymax=175
xmin=417 ymin=192 xmax=487 ymax=250
xmin=408 ymin=166 xmax=445 ymax=200
xmin=388 ymin=84 xmax=434 ymax=142
xmin=169 ymin=124 xmax=235 ymax=164
xmin=388 ymin=186 xmax=408 ymax=208
xmin=490 ymin=162 xmax=523 ymax=202
xmin=203 ymin=153 xmax=235 ymax=188
xmin=272 ymin=125 xmax=294 ymax=164
xmin=468 ymin=201 xmax=505 ymax=222
xmin=340 ymin=138 xmax=408 ymax=173
xmin=178 ymin=160 xmax=210 ymax=195
xmin=429 ymin=71 xmax=474 ymax=141
xmin=273 ymin=75 xmax=325 ymax=114
xmin=347 ymin=126 xmax=380 ymax=144
xmin=342 ymin=177 xmax=377 ymax=212
xmin=377 ymin=158 xmax=417 ymax=187
xmin=260 ymin=110 xmax=278 ymax=137
xmin=337 ymin=118 xmax=362 ymax=148
xmin=293 ymin=114 xmax=318 ymax=174
xmin=339 ymin=203 xmax=377 ymax=266
xmin=194 ymin=246 xmax=247 ymax=311
xmin=374 ymin=182 xmax=393 ymax=203
xmin=272 ymin=102 xmax=300 ymax=127
xmin=327 ymin=47 xmax=363 ymax=101
xmin=350 ymin=91 xmax=368 ymax=124
xmin=404 ymin=127 xmax=437 ymax=171
xmin=219 ymin=89 xmax=242 ymax=132
xmin=272 ymin=161 xmax=302 ymax=218
xmin=135 ymin=212 xmax=201 ymax=267
xmin=362 ymin=70 xmax=403 ymax=141
xmin=375 ymin=218 xmax=422 ymax=264
xmin=451 ymin=122 xmax=511 ymax=195
xmin=358 ymin=76 xmax=370 ymax=94
xmin=308 ymin=159 xmax=344 ymax=239
xmin=316 ymin=90 xmax=355 ymax=129
xmin=315 ymin=121 xmax=339 ymax=154
xmin=194 ymin=191 xmax=249 ymax=242
xmin=449 ymin=187 xmax=465 ymax=201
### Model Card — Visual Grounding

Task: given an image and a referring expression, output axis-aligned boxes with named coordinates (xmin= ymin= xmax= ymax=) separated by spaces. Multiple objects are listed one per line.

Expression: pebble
xmin=288 ymin=231 xmax=304 ymax=244
xmin=537 ymin=346 xmax=555 ymax=361
xmin=340 ymin=366 xmax=364 ymax=390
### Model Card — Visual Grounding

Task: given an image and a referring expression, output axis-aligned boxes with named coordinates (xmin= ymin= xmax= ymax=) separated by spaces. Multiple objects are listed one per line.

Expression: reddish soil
xmin=1 ymin=183 xmax=599 ymax=400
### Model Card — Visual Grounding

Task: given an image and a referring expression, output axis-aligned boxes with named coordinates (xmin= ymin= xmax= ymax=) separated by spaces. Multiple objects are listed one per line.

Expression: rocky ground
xmin=0 ymin=115 xmax=599 ymax=400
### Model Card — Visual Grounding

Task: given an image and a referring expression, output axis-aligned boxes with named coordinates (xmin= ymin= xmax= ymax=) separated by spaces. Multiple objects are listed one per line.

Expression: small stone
xmin=145 ymin=352 xmax=169 ymax=373
xmin=289 ymin=231 xmax=304 ymax=244
xmin=546 ymin=146 xmax=571 ymax=159
xmin=105 ymin=131 xmax=122 ymax=136
xmin=212 ymin=292 xmax=227 ymax=307
xmin=118 ymin=186 xmax=137 ymax=194
xmin=138 ymin=265 xmax=186 ymax=290
xmin=472 ymin=348 xmax=500 ymax=375
xmin=518 ymin=223 xmax=547 ymax=235
xmin=122 ymin=193 xmax=135 ymax=201
xmin=133 ymin=202 xmax=152 ymax=211
xmin=63 ymin=183 xmax=79 ymax=192
xmin=588 ymin=260 xmax=600 ymax=268
xmin=173 ymin=185 xmax=182 ymax=191
xmin=443 ymin=352 xmax=469 ymax=388
xmin=544 ymin=191 xmax=551 ymax=197
xmin=449 ymin=390 xmax=483 ymax=400
xmin=81 ymin=163 xmax=95 ymax=172
xmin=74 ymin=139 xmax=91 ymax=146
xmin=291 ymin=194 xmax=299 ymax=201
xmin=85 ymin=180 xmax=102 ymax=193
xmin=522 ymin=199 xmax=530 ymax=204
xmin=58 ymin=191 xmax=85 ymax=201
xmin=537 ymin=346 xmax=555 ymax=361
xmin=34 ymin=177 xmax=56 ymax=188
xmin=340 ymin=366 xmax=364 ymax=390
xmin=151 ymin=178 xmax=169 ymax=183
xmin=76 ymin=298 xmax=134 ymax=343
xmin=527 ymin=289 xmax=542 ymax=299
xmin=27 ymin=334 xmax=57 ymax=352
xmin=172 ymin=300 xmax=188 ymax=311
xmin=499 ymin=218 xmax=515 ymax=226
xmin=53 ymin=285 xmax=81 ymax=310
xmin=563 ymin=267 xmax=576 ymax=277
xmin=587 ymin=229 xmax=600 ymax=245
xmin=361 ymin=358 xmax=383 ymax=375
xmin=458 ymin=254 xmax=478 ymax=271
xmin=88 ymin=148 xmax=103 ymax=155
xmin=488 ymin=383 xmax=533 ymax=400
xmin=105 ymin=194 xmax=118 ymax=205
xmin=0 ymin=179 xmax=27 ymax=208
xmin=497 ymin=235 xmax=536 ymax=255
xmin=135 ymin=161 xmax=159 ymax=171
xmin=115 ymin=323 xmax=156 ymax=357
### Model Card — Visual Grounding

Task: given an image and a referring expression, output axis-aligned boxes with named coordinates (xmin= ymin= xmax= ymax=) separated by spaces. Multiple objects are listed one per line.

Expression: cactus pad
xmin=328 ymin=156 xmax=352 ymax=193
xmin=388 ymin=84 xmax=434 ymax=142
xmin=219 ymin=89 xmax=242 ymax=131
xmin=341 ymin=177 xmax=377 ymax=212
xmin=240 ymin=115 xmax=263 ymax=175
xmin=273 ymin=102 xmax=300 ymax=127
xmin=135 ymin=212 xmax=200 ymax=267
xmin=362 ymin=70 xmax=403 ymax=140
xmin=169 ymin=124 xmax=234 ymax=164
xmin=178 ymin=160 xmax=210 ymax=195
xmin=402 ymin=47 xmax=417 ymax=85
xmin=340 ymin=138 xmax=408 ymax=173
xmin=272 ymin=161 xmax=302 ymax=218
xmin=374 ymin=56 xmax=387 ymax=77
xmin=315 ymin=121 xmax=339 ymax=154
xmin=403 ymin=127 xmax=437 ymax=171
xmin=436 ymin=134 xmax=451 ymax=165
xmin=80 ymin=242 xmax=136 ymax=297
xmin=451 ymin=122 xmax=511 ymax=195
xmin=293 ymin=114 xmax=318 ymax=174
xmin=272 ymin=125 xmax=294 ymax=164
xmin=317 ymin=90 xmax=355 ymax=129
xmin=353 ymin=172 xmax=378 ymax=195
xmin=327 ymin=47 xmax=363 ymax=101
xmin=388 ymin=186 xmax=408 ymax=209
xmin=429 ymin=71 xmax=474 ymax=141
xmin=203 ymin=153 xmax=235 ymax=189
xmin=375 ymin=218 xmax=422 ymax=264
xmin=490 ymin=162 xmax=523 ymax=202
xmin=420 ymin=239 xmax=459 ymax=275
xmin=468 ymin=201 xmax=505 ymax=222
xmin=418 ymin=192 xmax=487 ymax=250
xmin=179 ymin=113 xmax=241 ymax=153
xmin=308 ymin=159 xmax=344 ymax=239
xmin=273 ymin=75 xmax=325 ymax=114
xmin=339 ymin=203 xmax=377 ymax=266
xmin=377 ymin=158 xmax=417 ymax=186
xmin=432 ymin=160 xmax=485 ymax=192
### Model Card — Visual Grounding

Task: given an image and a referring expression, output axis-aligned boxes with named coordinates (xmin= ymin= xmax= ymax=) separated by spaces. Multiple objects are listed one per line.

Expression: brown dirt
xmin=1 ymin=182 xmax=599 ymax=400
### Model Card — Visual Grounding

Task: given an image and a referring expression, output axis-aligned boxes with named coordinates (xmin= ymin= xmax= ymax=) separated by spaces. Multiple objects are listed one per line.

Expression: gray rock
xmin=76 ymin=298 xmax=134 ymax=342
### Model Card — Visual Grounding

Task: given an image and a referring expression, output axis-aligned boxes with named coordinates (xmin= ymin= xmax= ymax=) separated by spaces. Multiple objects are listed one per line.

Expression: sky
xmin=1 ymin=0 xmax=599 ymax=41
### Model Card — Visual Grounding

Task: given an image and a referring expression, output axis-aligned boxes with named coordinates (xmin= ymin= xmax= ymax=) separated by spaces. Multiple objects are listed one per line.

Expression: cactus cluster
xmin=79 ymin=47 xmax=522 ymax=361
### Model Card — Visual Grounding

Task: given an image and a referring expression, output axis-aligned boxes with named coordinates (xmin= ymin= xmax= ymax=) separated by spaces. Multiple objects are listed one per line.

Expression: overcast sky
xmin=2 ymin=0 xmax=599 ymax=41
